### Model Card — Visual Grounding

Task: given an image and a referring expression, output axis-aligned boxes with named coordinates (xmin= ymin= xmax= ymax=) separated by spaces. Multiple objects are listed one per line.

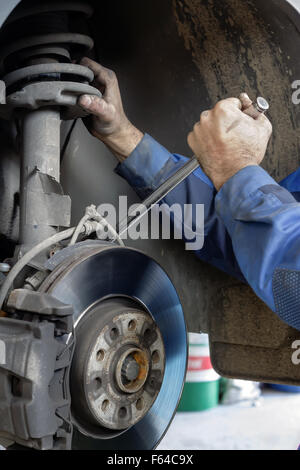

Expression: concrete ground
xmin=0 ymin=390 xmax=299 ymax=450
xmin=158 ymin=389 xmax=300 ymax=450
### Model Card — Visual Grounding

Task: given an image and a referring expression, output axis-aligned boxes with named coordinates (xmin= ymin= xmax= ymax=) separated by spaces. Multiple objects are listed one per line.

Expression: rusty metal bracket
xmin=7 ymin=288 xmax=73 ymax=335
xmin=0 ymin=81 xmax=101 ymax=120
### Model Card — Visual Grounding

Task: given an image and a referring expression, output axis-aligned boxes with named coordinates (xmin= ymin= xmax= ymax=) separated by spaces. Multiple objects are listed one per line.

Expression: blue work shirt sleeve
xmin=216 ymin=165 xmax=300 ymax=330
xmin=115 ymin=134 xmax=245 ymax=281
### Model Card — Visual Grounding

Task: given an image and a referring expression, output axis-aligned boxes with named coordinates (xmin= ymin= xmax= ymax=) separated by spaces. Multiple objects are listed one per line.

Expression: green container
xmin=178 ymin=334 xmax=220 ymax=412
xmin=178 ymin=380 xmax=220 ymax=412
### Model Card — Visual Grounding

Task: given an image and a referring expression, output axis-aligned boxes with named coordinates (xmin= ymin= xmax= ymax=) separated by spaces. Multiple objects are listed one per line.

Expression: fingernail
xmin=241 ymin=92 xmax=250 ymax=100
xmin=80 ymin=95 xmax=92 ymax=107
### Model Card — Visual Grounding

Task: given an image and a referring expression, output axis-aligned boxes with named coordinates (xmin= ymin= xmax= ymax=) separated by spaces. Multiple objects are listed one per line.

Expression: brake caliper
xmin=0 ymin=289 xmax=74 ymax=450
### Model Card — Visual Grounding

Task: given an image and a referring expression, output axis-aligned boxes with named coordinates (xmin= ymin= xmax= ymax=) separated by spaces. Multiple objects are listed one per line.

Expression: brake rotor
xmin=40 ymin=244 xmax=187 ymax=450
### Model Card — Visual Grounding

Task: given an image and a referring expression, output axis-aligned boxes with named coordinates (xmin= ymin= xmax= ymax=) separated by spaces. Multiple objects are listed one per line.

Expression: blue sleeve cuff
xmin=115 ymin=134 xmax=175 ymax=195
xmin=215 ymin=166 xmax=281 ymax=231
xmin=115 ymin=134 xmax=214 ymax=199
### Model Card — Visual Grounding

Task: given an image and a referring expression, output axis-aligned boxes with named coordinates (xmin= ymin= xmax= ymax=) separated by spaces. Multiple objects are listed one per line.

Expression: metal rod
xmin=118 ymin=156 xmax=200 ymax=237
xmin=20 ymin=107 xmax=61 ymax=254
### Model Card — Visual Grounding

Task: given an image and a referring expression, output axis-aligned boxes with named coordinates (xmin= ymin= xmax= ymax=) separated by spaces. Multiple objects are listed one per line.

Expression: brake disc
xmin=40 ymin=244 xmax=187 ymax=450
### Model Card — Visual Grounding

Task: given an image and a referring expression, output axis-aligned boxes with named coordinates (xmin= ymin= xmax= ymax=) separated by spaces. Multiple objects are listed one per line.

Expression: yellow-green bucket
xmin=178 ymin=333 xmax=220 ymax=412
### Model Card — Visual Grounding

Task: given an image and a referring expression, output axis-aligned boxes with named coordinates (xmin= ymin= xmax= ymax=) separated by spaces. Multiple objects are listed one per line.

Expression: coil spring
xmin=0 ymin=1 xmax=95 ymax=93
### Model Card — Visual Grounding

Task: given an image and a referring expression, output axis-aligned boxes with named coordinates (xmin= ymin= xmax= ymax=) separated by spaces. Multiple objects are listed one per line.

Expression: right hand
xmin=187 ymin=94 xmax=273 ymax=191
xmin=78 ymin=57 xmax=143 ymax=161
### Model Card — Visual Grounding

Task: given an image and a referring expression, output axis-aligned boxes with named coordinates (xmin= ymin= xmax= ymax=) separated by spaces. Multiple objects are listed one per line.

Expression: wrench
xmin=117 ymin=96 xmax=269 ymax=238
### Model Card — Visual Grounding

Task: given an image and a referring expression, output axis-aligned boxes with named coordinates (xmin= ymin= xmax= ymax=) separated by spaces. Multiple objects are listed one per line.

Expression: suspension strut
xmin=0 ymin=0 xmax=101 ymax=264
xmin=0 ymin=1 xmax=101 ymax=450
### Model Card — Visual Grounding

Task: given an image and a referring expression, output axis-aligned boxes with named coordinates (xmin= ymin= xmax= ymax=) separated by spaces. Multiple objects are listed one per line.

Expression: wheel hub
xmin=70 ymin=298 xmax=165 ymax=434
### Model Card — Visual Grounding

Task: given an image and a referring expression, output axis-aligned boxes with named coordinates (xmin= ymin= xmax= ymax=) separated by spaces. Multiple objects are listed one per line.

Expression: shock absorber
xmin=0 ymin=1 xmax=101 ymax=264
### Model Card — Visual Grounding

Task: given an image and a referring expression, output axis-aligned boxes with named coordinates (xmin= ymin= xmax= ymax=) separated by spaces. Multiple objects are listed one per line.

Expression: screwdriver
xmin=117 ymin=96 xmax=269 ymax=238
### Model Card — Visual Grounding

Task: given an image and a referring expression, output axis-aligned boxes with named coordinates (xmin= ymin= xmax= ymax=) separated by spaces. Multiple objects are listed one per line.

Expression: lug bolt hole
xmin=96 ymin=349 xmax=105 ymax=362
xmin=144 ymin=328 xmax=152 ymax=342
xmin=110 ymin=327 xmax=119 ymax=340
xmin=119 ymin=407 xmax=127 ymax=419
xmin=101 ymin=400 xmax=109 ymax=412
xmin=128 ymin=320 xmax=137 ymax=331
xmin=152 ymin=350 xmax=160 ymax=364
xmin=136 ymin=398 xmax=144 ymax=411
xmin=95 ymin=377 xmax=102 ymax=390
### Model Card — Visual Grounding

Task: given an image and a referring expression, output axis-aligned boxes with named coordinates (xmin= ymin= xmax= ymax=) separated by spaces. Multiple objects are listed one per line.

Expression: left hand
xmin=187 ymin=95 xmax=273 ymax=191
xmin=78 ymin=57 xmax=143 ymax=161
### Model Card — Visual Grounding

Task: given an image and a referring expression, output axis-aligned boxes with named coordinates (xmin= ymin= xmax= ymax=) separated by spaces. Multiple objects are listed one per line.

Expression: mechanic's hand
xmin=187 ymin=94 xmax=273 ymax=191
xmin=78 ymin=57 xmax=143 ymax=161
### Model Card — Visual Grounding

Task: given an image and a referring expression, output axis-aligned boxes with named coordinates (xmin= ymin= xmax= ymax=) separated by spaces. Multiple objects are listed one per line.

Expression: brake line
xmin=0 ymin=227 xmax=76 ymax=309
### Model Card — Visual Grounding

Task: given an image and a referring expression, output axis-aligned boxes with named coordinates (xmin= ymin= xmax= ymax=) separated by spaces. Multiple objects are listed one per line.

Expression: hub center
xmin=116 ymin=348 xmax=150 ymax=394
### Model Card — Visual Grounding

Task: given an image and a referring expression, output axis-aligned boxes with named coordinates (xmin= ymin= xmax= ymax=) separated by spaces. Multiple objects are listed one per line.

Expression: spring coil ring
xmin=0 ymin=1 xmax=100 ymax=121
xmin=3 ymin=63 xmax=95 ymax=95
xmin=5 ymin=1 xmax=93 ymax=24
xmin=0 ymin=1 xmax=94 ymax=75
